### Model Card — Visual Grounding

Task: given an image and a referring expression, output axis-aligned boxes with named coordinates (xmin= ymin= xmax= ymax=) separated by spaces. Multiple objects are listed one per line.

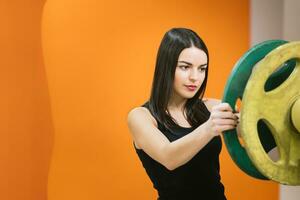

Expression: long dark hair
xmin=148 ymin=27 xmax=209 ymax=131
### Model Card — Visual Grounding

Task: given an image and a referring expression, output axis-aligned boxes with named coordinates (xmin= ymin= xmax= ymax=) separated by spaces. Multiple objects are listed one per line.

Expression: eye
xmin=198 ymin=67 xmax=207 ymax=72
xmin=179 ymin=65 xmax=189 ymax=70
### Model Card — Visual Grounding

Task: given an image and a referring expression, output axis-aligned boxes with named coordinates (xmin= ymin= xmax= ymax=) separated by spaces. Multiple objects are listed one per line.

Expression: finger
xmin=234 ymin=113 xmax=240 ymax=119
xmin=213 ymin=118 xmax=237 ymax=126
xmin=233 ymin=113 xmax=240 ymax=123
xmin=216 ymin=102 xmax=233 ymax=112
xmin=212 ymin=111 xmax=237 ymax=119
xmin=234 ymin=112 xmax=240 ymax=117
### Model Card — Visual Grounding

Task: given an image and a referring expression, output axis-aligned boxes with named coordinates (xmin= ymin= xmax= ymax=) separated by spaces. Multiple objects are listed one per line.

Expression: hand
xmin=235 ymin=112 xmax=241 ymax=136
xmin=204 ymin=102 xmax=239 ymax=137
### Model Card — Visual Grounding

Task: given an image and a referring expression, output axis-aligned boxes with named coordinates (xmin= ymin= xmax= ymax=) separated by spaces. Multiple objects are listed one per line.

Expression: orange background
xmin=1 ymin=0 xmax=278 ymax=200
xmin=0 ymin=0 xmax=52 ymax=200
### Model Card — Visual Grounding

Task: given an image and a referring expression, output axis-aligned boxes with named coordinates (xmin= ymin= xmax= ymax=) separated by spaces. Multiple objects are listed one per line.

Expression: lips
xmin=185 ymin=85 xmax=197 ymax=91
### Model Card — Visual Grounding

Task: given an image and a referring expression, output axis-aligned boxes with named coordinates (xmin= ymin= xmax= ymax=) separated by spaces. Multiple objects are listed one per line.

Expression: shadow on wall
xmin=0 ymin=1 xmax=53 ymax=200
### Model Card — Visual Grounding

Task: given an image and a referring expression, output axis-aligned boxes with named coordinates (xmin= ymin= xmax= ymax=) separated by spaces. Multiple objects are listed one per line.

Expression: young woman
xmin=127 ymin=28 xmax=239 ymax=200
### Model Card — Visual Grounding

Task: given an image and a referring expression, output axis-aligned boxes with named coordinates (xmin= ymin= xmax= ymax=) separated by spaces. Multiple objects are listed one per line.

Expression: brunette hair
xmin=148 ymin=27 xmax=209 ymax=131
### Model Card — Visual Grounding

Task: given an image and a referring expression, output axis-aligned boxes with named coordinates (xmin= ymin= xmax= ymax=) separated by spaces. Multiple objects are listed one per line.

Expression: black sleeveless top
xmin=134 ymin=101 xmax=226 ymax=200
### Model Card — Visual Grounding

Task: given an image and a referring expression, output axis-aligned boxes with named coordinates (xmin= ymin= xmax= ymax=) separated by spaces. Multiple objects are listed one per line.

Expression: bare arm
xmin=127 ymin=107 xmax=214 ymax=170
xmin=127 ymin=102 xmax=238 ymax=171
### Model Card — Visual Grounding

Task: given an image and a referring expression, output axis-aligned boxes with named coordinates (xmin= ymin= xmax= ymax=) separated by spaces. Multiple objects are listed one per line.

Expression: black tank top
xmin=134 ymin=100 xmax=226 ymax=200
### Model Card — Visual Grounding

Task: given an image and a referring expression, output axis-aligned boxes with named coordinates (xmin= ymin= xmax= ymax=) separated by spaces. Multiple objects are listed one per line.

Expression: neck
xmin=167 ymin=93 xmax=187 ymax=112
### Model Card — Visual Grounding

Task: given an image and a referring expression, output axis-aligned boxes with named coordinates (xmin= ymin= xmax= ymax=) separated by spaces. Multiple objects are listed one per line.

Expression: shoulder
xmin=127 ymin=107 xmax=159 ymax=149
xmin=202 ymin=98 xmax=221 ymax=112
xmin=127 ymin=106 xmax=158 ymax=128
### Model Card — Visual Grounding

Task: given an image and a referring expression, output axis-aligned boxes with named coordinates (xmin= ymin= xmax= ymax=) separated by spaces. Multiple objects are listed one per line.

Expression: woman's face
xmin=173 ymin=47 xmax=208 ymax=99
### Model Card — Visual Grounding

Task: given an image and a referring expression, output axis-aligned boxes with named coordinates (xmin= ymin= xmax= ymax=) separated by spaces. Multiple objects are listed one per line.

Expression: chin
xmin=181 ymin=92 xmax=197 ymax=99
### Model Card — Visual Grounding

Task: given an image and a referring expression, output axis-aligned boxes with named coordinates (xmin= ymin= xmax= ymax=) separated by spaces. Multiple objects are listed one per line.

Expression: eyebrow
xmin=178 ymin=61 xmax=207 ymax=67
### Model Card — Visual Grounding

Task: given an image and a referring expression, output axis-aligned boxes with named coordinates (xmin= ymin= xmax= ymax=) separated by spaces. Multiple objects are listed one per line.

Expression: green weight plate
xmin=242 ymin=41 xmax=300 ymax=185
xmin=222 ymin=40 xmax=290 ymax=179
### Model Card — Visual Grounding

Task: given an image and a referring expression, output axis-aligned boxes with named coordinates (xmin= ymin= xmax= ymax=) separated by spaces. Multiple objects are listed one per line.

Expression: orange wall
xmin=1 ymin=0 xmax=278 ymax=200
xmin=43 ymin=0 xmax=278 ymax=199
xmin=0 ymin=1 xmax=53 ymax=200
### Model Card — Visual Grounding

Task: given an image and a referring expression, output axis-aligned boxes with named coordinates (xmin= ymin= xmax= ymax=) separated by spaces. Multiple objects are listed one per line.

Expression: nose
xmin=189 ymin=68 xmax=200 ymax=81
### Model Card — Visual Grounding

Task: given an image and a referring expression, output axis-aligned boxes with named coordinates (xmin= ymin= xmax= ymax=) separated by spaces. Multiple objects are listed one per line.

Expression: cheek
xmin=201 ymin=73 xmax=206 ymax=80
xmin=198 ymin=71 xmax=206 ymax=80
xmin=174 ymin=70 xmax=187 ymax=83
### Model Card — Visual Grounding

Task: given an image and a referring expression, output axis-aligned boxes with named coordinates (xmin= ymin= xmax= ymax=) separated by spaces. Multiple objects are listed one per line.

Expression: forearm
xmin=164 ymin=122 xmax=214 ymax=170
